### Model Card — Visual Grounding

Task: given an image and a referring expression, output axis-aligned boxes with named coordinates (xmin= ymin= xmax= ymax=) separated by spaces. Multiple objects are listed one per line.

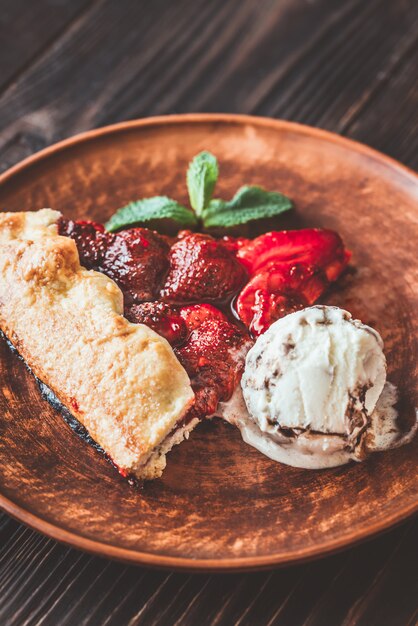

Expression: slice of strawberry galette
xmin=0 ymin=210 xmax=195 ymax=481
xmin=0 ymin=209 xmax=350 ymax=480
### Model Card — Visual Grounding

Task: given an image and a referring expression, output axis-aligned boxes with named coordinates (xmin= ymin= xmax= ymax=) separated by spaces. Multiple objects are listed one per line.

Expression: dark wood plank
xmin=0 ymin=132 xmax=48 ymax=174
xmin=341 ymin=522 xmax=418 ymax=626
xmin=345 ymin=38 xmax=418 ymax=171
xmin=0 ymin=0 xmax=417 ymax=624
xmin=0 ymin=0 xmax=94 ymax=94
xmin=0 ymin=516 xmax=416 ymax=626
xmin=0 ymin=0 xmax=224 ymax=150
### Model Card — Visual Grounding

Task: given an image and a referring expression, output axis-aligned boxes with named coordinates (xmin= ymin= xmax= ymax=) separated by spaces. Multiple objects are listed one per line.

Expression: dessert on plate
xmin=0 ymin=152 xmax=415 ymax=480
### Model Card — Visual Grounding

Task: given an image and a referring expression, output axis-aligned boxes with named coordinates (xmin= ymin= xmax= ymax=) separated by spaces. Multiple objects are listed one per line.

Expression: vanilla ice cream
xmin=220 ymin=305 xmax=416 ymax=469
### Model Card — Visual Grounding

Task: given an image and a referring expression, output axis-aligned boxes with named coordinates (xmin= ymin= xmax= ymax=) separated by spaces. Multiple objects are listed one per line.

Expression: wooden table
xmin=0 ymin=1 xmax=417 ymax=624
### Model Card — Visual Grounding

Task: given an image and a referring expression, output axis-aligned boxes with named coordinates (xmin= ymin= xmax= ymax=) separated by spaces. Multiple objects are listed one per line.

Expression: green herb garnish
xmin=187 ymin=151 xmax=219 ymax=217
xmin=105 ymin=196 xmax=197 ymax=233
xmin=202 ymin=186 xmax=292 ymax=229
xmin=105 ymin=152 xmax=292 ymax=233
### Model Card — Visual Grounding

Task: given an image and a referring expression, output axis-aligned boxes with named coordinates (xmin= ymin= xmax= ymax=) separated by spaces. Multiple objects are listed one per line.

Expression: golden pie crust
xmin=0 ymin=209 xmax=195 ymax=479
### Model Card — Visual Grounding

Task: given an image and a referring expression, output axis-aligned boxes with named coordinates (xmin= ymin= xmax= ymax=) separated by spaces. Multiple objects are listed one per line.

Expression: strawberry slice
xmin=125 ymin=301 xmax=187 ymax=346
xmin=179 ymin=303 xmax=228 ymax=332
xmin=239 ymin=290 xmax=307 ymax=337
xmin=234 ymin=229 xmax=351 ymax=336
xmin=58 ymin=218 xmax=109 ymax=268
xmin=101 ymin=228 xmax=170 ymax=304
xmin=59 ymin=219 xmax=170 ymax=304
xmin=236 ymin=263 xmax=328 ymax=336
xmin=236 ymin=229 xmax=351 ymax=280
xmin=220 ymin=235 xmax=250 ymax=255
xmin=160 ymin=233 xmax=248 ymax=304
xmin=176 ymin=318 xmax=251 ymax=416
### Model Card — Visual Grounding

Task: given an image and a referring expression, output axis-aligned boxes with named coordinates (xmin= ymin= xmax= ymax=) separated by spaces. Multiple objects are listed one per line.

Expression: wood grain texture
xmin=0 ymin=0 xmax=417 ymax=624
xmin=0 ymin=0 xmax=93 ymax=93
xmin=0 ymin=516 xmax=416 ymax=626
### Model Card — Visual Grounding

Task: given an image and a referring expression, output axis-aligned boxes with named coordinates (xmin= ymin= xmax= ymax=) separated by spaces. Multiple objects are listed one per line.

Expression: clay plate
xmin=0 ymin=115 xmax=417 ymax=572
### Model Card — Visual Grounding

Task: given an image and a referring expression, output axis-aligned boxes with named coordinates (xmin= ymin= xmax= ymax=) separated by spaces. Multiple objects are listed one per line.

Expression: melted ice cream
xmin=218 ymin=306 xmax=417 ymax=469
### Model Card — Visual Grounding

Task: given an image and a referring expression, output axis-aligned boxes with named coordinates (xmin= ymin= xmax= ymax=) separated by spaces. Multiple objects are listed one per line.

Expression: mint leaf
xmin=202 ymin=186 xmax=293 ymax=229
xmin=186 ymin=151 xmax=218 ymax=217
xmin=105 ymin=196 xmax=197 ymax=232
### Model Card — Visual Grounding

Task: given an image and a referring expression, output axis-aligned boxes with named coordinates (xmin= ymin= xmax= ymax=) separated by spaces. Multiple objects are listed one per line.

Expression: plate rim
xmin=0 ymin=113 xmax=417 ymax=572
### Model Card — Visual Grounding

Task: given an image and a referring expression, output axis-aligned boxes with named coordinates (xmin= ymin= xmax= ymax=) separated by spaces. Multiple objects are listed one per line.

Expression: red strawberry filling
xmin=101 ymin=228 xmax=169 ymax=304
xmin=235 ymin=228 xmax=349 ymax=278
xmin=235 ymin=262 xmax=329 ymax=336
xmin=160 ymin=232 xmax=248 ymax=304
xmin=176 ymin=318 xmax=251 ymax=419
xmin=58 ymin=218 xmax=109 ymax=268
xmin=179 ymin=303 xmax=229 ymax=331
xmin=58 ymin=217 xmax=350 ymax=421
xmin=59 ymin=218 xmax=170 ymax=304
xmin=126 ymin=301 xmax=187 ymax=346
xmin=231 ymin=229 xmax=350 ymax=335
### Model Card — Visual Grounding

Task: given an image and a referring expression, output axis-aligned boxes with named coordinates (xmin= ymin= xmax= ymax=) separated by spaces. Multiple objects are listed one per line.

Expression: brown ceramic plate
xmin=0 ymin=114 xmax=417 ymax=572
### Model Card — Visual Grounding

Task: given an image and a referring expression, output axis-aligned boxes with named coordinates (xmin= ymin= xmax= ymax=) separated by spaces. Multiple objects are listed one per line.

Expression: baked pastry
xmin=0 ymin=209 xmax=195 ymax=480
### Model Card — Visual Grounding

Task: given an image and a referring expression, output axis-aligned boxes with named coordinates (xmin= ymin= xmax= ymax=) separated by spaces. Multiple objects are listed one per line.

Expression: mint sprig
xmin=105 ymin=197 xmax=197 ymax=232
xmin=201 ymin=186 xmax=293 ymax=228
xmin=105 ymin=151 xmax=292 ymax=233
xmin=187 ymin=151 xmax=219 ymax=217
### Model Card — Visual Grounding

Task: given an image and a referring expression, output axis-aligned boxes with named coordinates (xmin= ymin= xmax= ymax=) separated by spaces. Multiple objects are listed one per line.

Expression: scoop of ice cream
xmin=239 ymin=305 xmax=387 ymax=468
